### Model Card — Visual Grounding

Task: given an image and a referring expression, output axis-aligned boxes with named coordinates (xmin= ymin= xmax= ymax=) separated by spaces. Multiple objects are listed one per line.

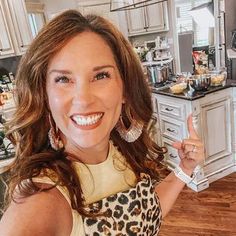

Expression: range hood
xmin=110 ymin=0 xmax=167 ymax=12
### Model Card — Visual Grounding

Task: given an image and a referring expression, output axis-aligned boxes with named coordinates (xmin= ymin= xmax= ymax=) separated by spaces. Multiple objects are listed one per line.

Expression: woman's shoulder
xmin=0 ymin=185 xmax=72 ymax=235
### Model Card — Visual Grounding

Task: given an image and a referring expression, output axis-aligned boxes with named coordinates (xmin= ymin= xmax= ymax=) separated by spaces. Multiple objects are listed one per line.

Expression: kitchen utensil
xmin=188 ymin=74 xmax=211 ymax=91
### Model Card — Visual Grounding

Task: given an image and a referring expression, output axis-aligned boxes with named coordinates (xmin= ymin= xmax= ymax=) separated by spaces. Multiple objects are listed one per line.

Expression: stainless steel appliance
xmin=146 ymin=64 xmax=169 ymax=84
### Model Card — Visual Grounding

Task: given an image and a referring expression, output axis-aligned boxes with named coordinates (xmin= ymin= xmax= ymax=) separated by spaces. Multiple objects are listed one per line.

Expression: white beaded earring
xmin=48 ymin=115 xmax=64 ymax=150
xmin=116 ymin=106 xmax=143 ymax=143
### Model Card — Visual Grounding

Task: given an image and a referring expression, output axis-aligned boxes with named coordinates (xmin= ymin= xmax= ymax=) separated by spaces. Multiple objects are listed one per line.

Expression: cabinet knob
xmin=165 ymin=107 xmax=173 ymax=111
xmin=21 ymin=45 xmax=24 ymax=48
xmin=170 ymin=153 xmax=177 ymax=159
xmin=0 ymin=48 xmax=2 ymax=52
xmin=167 ymin=128 xmax=176 ymax=133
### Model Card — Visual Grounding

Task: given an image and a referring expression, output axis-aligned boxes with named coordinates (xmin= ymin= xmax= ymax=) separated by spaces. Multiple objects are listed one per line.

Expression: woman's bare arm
xmin=0 ymin=187 xmax=72 ymax=236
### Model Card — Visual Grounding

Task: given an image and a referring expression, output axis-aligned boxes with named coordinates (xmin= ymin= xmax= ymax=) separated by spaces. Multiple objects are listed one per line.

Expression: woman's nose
xmin=72 ymin=83 xmax=94 ymax=107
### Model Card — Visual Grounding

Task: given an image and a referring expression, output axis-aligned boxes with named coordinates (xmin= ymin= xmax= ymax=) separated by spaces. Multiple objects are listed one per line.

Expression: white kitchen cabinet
xmin=153 ymin=88 xmax=235 ymax=191
xmin=7 ymin=0 xmax=32 ymax=54
xmin=0 ymin=0 xmax=32 ymax=58
xmin=77 ymin=0 xmax=121 ymax=31
xmin=0 ymin=0 xmax=15 ymax=57
xmin=126 ymin=1 xmax=169 ymax=36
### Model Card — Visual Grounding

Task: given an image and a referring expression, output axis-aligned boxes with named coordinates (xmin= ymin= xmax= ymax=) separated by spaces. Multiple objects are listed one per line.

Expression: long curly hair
xmin=5 ymin=10 xmax=166 ymax=216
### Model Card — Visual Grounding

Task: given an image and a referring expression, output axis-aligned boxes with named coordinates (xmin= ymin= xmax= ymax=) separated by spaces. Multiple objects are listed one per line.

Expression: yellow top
xmin=33 ymin=142 xmax=137 ymax=235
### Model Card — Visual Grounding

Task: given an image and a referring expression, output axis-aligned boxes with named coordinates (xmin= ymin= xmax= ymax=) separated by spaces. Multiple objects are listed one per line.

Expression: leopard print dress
xmin=82 ymin=174 xmax=162 ymax=236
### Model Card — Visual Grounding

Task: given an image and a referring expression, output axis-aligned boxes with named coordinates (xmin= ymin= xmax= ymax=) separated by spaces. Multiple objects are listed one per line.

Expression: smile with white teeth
xmin=72 ymin=113 xmax=103 ymax=126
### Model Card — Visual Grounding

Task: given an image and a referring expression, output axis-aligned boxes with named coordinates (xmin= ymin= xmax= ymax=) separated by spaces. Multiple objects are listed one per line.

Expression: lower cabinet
xmin=153 ymin=88 xmax=236 ymax=192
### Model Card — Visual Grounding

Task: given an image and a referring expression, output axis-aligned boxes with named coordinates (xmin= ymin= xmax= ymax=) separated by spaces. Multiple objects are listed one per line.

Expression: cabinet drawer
xmin=162 ymin=137 xmax=180 ymax=166
xmin=160 ymin=116 xmax=186 ymax=141
xmin=158 ymin=100 xmax=186 ymax=120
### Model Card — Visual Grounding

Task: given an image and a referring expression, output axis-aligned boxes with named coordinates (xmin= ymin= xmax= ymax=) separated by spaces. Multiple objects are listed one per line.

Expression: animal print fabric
xmin=82 ymin=174 xmax=162 ymax=235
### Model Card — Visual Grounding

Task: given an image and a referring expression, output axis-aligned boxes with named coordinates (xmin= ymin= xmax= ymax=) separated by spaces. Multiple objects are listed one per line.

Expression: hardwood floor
xmin=159 ymin=173 xmax=236 ymax=236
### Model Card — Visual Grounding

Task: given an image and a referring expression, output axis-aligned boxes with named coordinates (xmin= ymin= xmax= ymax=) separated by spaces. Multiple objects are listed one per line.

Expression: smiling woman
xmin=46 ymin=31 xmax=124 ymax=155
xmin=0 ymin=9 xmax=204 ymax=236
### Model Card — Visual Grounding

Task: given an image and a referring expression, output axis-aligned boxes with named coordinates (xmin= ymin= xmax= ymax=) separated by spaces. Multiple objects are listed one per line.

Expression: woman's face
xmin=46 ymin=31 xmax=124 ymax=151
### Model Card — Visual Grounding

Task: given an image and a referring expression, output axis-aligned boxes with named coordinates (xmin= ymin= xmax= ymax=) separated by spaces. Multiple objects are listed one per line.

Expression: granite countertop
xmin=152 ymin=80 xmax=236 ymax=101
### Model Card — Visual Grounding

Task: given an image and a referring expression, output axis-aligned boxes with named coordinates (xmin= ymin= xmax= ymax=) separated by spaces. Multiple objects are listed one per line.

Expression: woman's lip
xmin=70 ymin=112 xmax=104 ymax=117
xmin=70 ymin=114 xmax=103 ymax=130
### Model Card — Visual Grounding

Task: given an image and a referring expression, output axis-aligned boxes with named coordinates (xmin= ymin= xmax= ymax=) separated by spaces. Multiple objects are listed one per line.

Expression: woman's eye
xmin=54 ymin=76 xmax=70 ymax=83
xmin=94 ymin=72 xmax=111 ymax=81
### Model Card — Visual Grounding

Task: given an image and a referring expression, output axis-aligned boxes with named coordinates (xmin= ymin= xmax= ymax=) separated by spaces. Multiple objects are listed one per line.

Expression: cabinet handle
xmin=165 ymin=107 xmax=173 ymax=111
xmin=170 ymin=153 xmax=177 ymax=159
xmin=167 ymin=128 xmax=176 ymax=133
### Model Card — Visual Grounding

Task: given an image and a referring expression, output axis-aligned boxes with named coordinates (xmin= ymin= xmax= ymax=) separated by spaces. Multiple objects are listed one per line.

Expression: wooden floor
xmin=159 ymin=173 xmax=236 ymax=236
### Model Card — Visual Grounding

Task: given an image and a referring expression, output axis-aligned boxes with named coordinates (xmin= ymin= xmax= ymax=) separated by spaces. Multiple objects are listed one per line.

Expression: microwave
xmin=231 ymin=29 xmax=236 ymax=51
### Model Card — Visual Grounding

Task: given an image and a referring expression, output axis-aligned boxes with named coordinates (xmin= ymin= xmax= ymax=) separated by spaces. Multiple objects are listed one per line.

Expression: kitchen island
xmin=152 ymin=84 xmax=236 ymax=191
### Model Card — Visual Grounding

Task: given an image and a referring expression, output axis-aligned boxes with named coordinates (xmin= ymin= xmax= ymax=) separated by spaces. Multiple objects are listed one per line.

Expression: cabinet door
xmin=78 ymin=2 xmax=121 ymax=30
xmin=0 ymin=0 xmax=15 ymax=57
xmin=145 ymin=2 xmax=165 ymax=32
xmin=8 ymin=0 xmax=32 ymax=54
xmin=201 ymin=97 xmax=233 ymax=167
xmin=126 ymin=7 xmax=146 ymax=35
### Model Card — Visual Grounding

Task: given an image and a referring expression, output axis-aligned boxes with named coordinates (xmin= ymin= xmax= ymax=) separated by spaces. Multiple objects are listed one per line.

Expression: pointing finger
xmin=187 ymin=115 xmax=198 ymax=139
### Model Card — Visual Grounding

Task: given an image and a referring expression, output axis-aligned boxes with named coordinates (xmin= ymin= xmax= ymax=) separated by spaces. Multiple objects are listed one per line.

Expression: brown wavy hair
xmin=5 ymin=10 xmax=166 ymax=215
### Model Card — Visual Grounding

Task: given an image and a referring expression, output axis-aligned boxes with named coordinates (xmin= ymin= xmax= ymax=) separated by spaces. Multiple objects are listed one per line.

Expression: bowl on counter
xmin=188 ymin=74 xmax=211 ymax=91
xmin=169 ymin=82 xmax=187 ymax=94
xmin=210 ymin=73 xmax=226 ymax=86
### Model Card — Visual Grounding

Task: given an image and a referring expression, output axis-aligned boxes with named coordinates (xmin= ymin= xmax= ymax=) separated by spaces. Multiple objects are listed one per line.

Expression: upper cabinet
xmin=126 ymin=1 xmax=169 ymax=36
xmin=0 ymin=0 xmax=33 ymax=58
xmin=7 ymin=0 xmax=32 ymax=53
xmin=77 ymin=1 xmax=122 ymax=31
xmin=0 ymin=0 xmax=15 ymax=56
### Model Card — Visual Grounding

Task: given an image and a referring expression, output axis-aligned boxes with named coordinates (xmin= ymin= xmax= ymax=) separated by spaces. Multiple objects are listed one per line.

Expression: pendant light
xmin=110 ymin=0 xmax=167 ymax=12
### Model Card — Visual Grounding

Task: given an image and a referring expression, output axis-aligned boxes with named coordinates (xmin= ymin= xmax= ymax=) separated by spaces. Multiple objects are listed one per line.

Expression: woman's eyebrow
xmin=48 ymin=65 xmax=115 ymax=75
xmin=48 ymin=69 xmax=72 ymax=75
xmin=93 ymin=65 xmax=115 ymax=71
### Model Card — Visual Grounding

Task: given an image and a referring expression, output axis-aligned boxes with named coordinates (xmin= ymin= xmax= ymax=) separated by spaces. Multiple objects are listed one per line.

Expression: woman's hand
xmin=172 ymin=115 xmax=205 ymax=174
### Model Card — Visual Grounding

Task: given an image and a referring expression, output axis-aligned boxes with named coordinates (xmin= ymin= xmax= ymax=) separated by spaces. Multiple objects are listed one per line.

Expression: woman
xmin=0 ymin=10 xmax=204 ymax=235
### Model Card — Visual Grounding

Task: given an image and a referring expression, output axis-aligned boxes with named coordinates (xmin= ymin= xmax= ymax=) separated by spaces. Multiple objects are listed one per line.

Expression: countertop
xmin=152 ymin=80 xmax=236 ymax=100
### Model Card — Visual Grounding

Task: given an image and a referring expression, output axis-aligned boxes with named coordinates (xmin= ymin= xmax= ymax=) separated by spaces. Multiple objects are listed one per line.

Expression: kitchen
xmin=0 ymin=0 xmax=236 ymax=234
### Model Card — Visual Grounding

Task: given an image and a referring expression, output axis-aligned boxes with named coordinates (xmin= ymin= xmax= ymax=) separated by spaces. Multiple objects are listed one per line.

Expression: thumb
xmin=187 ymin=115 xmax=198 ymax=139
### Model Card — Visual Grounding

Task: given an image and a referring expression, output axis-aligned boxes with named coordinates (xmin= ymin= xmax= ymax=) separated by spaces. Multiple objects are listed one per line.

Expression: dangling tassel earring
xmin=48 ymin=115 xmax=64 ymax=150
xmin=116 ymin=107 xmax=143 ymax=143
